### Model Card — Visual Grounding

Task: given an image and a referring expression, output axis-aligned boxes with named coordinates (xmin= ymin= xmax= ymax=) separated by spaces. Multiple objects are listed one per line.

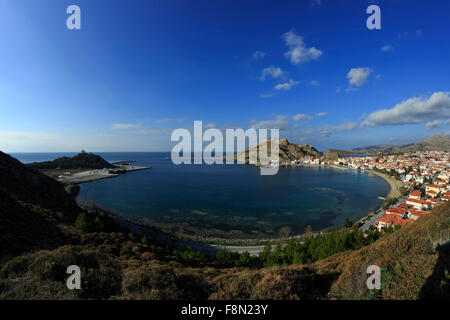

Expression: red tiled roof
xmin=386 ymin=207 xmax=407 ymax=215
xmin=410 ymin=210 xmax=428 ymax=217
xmin=409 ymin=190 xmax=421 ymax=197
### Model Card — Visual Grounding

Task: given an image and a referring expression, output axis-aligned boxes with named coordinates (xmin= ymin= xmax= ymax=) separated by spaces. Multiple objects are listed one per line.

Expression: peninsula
xmin=27 ymin=150 xmax=151 ymax=186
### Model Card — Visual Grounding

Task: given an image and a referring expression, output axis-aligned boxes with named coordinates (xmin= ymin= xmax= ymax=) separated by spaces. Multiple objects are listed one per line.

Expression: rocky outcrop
xmin=231 ymin=138 xmax=322 ymax=164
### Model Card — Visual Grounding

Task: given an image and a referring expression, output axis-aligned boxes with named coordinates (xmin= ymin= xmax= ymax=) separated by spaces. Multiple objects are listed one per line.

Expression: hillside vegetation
xmin=314 ymin=202 xmax=450 ymax=299
xmin=0 ymin=151 xmax=449 ymax=300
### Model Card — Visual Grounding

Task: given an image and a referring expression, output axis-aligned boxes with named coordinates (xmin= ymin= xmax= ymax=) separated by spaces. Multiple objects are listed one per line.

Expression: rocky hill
xmin=325 ymin=134 xmax=450 ymax=157
xmin=27 ymin=151 xmax=114 ymax=170
xmin=231 ymin=138 xmax=321 ymax=164
xmin=396 ymin=134 xmax=450 ymax=153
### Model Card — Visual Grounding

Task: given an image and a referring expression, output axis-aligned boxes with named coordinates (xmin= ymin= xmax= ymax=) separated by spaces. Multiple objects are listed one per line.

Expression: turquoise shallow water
xmin=11 ymin=152 xmax=390 ymax=237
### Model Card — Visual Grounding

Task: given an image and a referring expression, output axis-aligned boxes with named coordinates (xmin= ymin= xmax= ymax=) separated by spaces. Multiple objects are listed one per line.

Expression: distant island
xmin=27 ymin=150 xmax=114 ymax=170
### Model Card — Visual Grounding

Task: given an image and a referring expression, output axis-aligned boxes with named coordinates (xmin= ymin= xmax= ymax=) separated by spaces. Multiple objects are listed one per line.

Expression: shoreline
xmin=365 ymin=169 xmax=403 ymax=199
xmin=323 ymin=164 xmax=403 ymax=199
xmin=57 ymin=165 xmax=151 ymax=185
xmin=76 ymin=163 xmax=402 ymax=246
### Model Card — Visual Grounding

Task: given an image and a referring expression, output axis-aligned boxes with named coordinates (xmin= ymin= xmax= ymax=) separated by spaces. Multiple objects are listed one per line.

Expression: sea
xmin=10 ymin=152 xmax=389 ymax=238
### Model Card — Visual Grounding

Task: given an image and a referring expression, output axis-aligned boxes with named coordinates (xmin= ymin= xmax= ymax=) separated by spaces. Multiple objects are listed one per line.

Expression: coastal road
xmin=179 ymin=241 xmax=280 ymax=256
xmin=211 ymin=245 xmax=270 ymax=256
xmin=116 ymin=218 xmax=279 ymax=257
xmin=359 ymin=211 xmax=385 ymax=231
xmin=359 ymin=196 xmax=407 ymax=231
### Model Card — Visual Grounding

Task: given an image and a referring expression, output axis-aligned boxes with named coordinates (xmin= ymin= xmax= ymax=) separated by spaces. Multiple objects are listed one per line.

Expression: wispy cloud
xmin=283 ymin=30 xmax=322 ymax=65
xmin=252 ymin=50 xmax=266 ymax=60
xmin=135 ymin=128 xmax=171 ymax=135
xmin=205 ymin=123 xmax=216 ymax=128
xmin=274 ymin=79 xmax=300 ymax=91
xmin=318 ymin=122 xmax=358 ymax=137
xmin=310 ymin=80 xmax=319 ymax=86
xmin=293 ymin=112 xmax=327 ymax=121
xmin=260 ymin=66 xmax=286 ymax=80
xmin=250 ymin=115 xmax=291 ymax=130
xmin=381 ymin=44 xmax=393 ymax=52
xmin=111 ymin=123 xmax=141 ymax=129
xmin=260 ymin=92 xmax=276 ymax=99
xmin=293 ymin=114 xmax=312 ymax=121
xmin=155 ymin=118 xmax=184 ymax=123
xmin=398 ymin=29 xmax=424 ymax=39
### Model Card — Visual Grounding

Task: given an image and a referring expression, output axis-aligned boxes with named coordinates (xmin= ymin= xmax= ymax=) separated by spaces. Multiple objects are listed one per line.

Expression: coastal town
xmin=293 ymin=150 xmax=450 ymax=232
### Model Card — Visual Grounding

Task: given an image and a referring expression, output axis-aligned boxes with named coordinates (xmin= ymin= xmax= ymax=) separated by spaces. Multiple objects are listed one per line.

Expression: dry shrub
xmin=208 ymin=269 xmax=261 ymax=299
xmin=122 ymin=264 xmax=178 ymax=299
xmin=315 ymin=202 xmax=450 ymax=300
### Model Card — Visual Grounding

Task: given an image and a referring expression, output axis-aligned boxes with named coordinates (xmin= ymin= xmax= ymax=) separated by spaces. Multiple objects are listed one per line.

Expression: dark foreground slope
xmin=0 ymin=151 xmax=449 ymax=300
xmin=314 ymin=201 xmax=450 ymax=299
xmin=0 ymin=152 xmax=80 ymax=259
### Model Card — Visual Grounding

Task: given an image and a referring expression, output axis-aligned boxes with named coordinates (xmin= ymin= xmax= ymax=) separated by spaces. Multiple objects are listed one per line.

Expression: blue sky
xmin=1 ymin=0 xmax=449 ymax=152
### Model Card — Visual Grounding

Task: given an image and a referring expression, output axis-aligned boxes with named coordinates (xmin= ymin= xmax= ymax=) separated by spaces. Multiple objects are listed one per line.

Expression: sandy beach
xmin=325 ymin=164 xmax=403 ymax=199
xmin=366 ymin=169 xmax=403 ymax=199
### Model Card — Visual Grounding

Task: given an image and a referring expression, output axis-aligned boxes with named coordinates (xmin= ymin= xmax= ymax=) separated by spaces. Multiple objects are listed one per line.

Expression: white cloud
xmin=381 ymin=44 xmax=393 ymax=52
xmin=312 ymin=0 xmax=322 ymax=5
xmin=283 ymin=30 xmax=322 ymax=65
xmin=292 ymin=112 xmax=327 ymax=121
xmin=293 ymin=114 xmax=311 ymax=121
xmin=250 ymin=115 xmax=290 ymax=130
xmin=155 ymin=118 xmax=184 ymax=123
xmin=111 ymin=123 xmax=141 ymax=129
xmin=318 ymin=122 xmax=358 ymax=137
xmin=205 ymin=123 xmax=216 ymax=128
xmin=399 ymin=30 xmax=424 ymax=39
xmin=426 ymin=120 xmax=442 ymax=130
xmin=252 ymin=50 xmax=266 ymax=60
xmin=363 ymin=92 xmax=450 ymax=127
xmin=135 ymin=128 xmax=171 ymax=135
xmin=345 ymin=86 xmax=359 ymax=92
xmin=260 ymin=92 xmax=276 ymax=99
xmin=274 ymin=79 xmax=300 ymax=91
xmin=260 ymin=66 xmax=286 ymax=80
xmin=310 ymin=80 xmax=319 ymax=86
xmin=347 ymin=67 xmax=373 ymax=87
